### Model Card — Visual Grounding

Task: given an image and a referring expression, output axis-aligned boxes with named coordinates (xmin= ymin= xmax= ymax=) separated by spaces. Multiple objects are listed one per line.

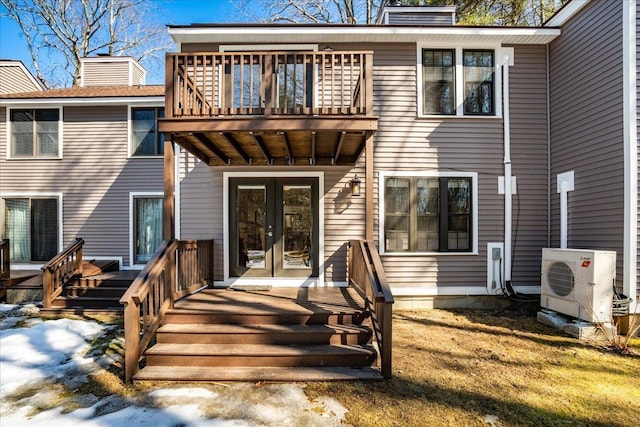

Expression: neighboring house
xmin=154 ymin=0 xmax=638 ymax=312
xmin=0 ymin=56 xmax=165 ymax=270
xmin=0 ymin=60 xmax=45 ymax=94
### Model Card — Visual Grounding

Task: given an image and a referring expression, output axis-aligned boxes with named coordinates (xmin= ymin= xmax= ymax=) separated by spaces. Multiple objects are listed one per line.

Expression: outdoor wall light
xmin=350 ymin=174 xmax=362 ymax=196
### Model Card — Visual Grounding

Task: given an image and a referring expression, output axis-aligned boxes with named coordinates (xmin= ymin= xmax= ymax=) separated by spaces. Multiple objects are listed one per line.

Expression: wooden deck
xmin=172 ymin=287 xmax=366 ymax=316
xmin=135 ymin=286 xmax=383 ymax=382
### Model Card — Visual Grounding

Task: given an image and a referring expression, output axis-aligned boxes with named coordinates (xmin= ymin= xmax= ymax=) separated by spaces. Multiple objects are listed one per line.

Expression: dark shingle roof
xmin=0 ymin=85 xmax=164 ymax=99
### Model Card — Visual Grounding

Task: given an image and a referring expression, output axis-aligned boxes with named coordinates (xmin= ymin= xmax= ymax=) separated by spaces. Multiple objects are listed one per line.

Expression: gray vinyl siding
xmin=0 ymin=105 xmax=163 ymax=266
xmin=549 ymin=0 xmax=624 ymax=288
xmin=386 ymin=12 xmax=453 ymax=26
xmin=82 ymin=62 xmax=130 ymax=86
xmin=508 ymin=45 xmax=550 ymax=288
xmin=178 ymin=161 xmax=364 ymax=284
xmin=132 ymin=63 xmax=145 ymax=85
xmin=0 ymin=65 xmax=41 ymax=94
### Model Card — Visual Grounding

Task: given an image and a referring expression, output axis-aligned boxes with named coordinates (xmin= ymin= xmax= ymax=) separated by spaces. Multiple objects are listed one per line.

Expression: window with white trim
xmin=382 ymin=175 xmax=474 ymax=253
xmin=10 ymin=108 xmax=60 ymax=157
xmin=420 ymin=48 xmax=496 ymax=116
xmin=133 ymin=196 xmax=163 ymax=263
xmin=2 ymin=197 xmax=59 ymax=261
xmin=131 ymin=107 xmax=164 ymax=156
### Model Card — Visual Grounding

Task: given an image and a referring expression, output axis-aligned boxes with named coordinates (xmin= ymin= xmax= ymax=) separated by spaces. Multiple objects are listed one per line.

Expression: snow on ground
xmin=0 ymin=303 xmax=349 ymax=426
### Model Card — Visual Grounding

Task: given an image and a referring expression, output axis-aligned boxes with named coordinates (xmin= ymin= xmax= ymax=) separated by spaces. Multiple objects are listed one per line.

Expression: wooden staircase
xmin=46 ymin=268 xmax=137 ymax=313
xmin=133 ymin=287 xmax=384 ymax=382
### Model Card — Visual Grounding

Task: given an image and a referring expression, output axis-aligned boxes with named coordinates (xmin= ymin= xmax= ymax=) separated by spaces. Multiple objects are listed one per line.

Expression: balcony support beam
xmin=333 ymin=131 xmax=347 ymax=165
xmin=365 ymin=132 xmax=374 ymax=241
xmin=163 ymin=139 xmax=175 ymax=241
xmin=193 ymin=132 xmax=230 ymax=164
xmin=221 ymin=132 xmax=251 ymax=165
xmin=251 ymin=132 xmax=273 ymax=164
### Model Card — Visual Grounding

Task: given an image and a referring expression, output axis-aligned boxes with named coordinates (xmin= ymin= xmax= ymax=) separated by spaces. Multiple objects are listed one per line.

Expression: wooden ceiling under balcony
xmin=159 ymin=51 xmax=377 ymax=166
xmin=162 ymin=117 xmax=377 ymax=166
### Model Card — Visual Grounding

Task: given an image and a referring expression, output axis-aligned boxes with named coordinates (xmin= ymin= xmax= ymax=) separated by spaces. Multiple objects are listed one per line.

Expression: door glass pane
xmin=135 ymin=197 xmax=162 ymax=263
xmin=447 ymin=179 xmax=471 ymax=250
xmin=31 ymin=198 xmax=58 ymax=261
xmin=417 ymin=179 xmax=439 ymax=251
xmin=4 ymin=199 xmax=30 ymax=262
xmin=282 ymin=185 xmax=312 ymax=270
xmin=237 ymin=185 xmax=266 ymax=269
xmin=385 ymin=178 xmax=410 ymax=252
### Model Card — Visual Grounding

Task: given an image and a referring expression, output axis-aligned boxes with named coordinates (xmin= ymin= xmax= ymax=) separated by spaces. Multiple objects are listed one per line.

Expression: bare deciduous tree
xmin=0 ymin=0 xmax=171 ymax=88
xmin=234 ymin=0 xmax=568 ymax=27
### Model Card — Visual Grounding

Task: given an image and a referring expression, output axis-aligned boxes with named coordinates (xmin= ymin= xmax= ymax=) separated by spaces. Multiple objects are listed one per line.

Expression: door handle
xmin=266 ymin=231 xmax=273 ymax=237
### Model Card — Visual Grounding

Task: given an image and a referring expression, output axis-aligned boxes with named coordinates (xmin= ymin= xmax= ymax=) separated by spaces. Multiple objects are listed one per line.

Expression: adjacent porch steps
xmin=43 ymin=263 xmax=137 ymax=314
xmin=134 ymin=288 xmax=383 ymax=382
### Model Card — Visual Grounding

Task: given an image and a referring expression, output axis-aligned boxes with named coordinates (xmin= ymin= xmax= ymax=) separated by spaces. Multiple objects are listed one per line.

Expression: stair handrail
xmin=348 ymin=239 xmax=394 ymax=379
xmin=120 ymin=239 xmax=177 ymax=383
xmin=42 ymin=238 xmax=84 ymax=309
xmin=120 ymin=238 xmax=215 ymax=383
xmin=0 ymin=239 xmax=9 ymax=281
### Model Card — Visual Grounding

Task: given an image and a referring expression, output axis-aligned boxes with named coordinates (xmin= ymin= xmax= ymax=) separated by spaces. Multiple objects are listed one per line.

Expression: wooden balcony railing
xmin=120 ymin=239 xmax=214 ymax=383
xmin=348 ymin=240 xmax=394 ymax=379
xmin=42 ymin=238 xmax=84 ymax=309
xmin=0 ymin=239 xmax=9 ymax=282
xmin=166 ymin=51 xmax=374 ymax=118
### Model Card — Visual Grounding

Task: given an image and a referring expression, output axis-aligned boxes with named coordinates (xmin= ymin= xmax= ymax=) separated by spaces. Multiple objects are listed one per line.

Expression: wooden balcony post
xmin=165 ymin=54 xmax=174 ymax=119
xmin=365 ymin=52 xmax=374 ymax=115
xmin=163 ymin=139 xmax=175 ymax=241
xmin=365 ymin=133 xmax=374 ymax=241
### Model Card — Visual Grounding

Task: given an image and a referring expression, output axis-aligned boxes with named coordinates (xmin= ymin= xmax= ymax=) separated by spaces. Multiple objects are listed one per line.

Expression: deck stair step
xmin=81 ymin=259 xmax=120 ymax=276
xmin=134 ymin=366 xmax=384 ymax=382
xmin=144 ymin=343 xmax=377 ymax=368
xmin=156 ymin=323 xmax=372 ymax=345
xmin=51 ymin=295 xmax=123 ymax=309
xmin=137 ymin=288 xmax=382 ymax=382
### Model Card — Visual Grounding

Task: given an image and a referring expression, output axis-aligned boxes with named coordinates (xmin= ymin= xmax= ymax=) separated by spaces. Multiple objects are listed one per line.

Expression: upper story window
xmin=131 ymin=107 xmax=164 ymax=156
xmin=10 ymin=108 xmax=60 ymax=158
xmin=380 ymin=172 xmax=477 ymax=254
xmin=420 ymin=47 xmax=497 ymax=117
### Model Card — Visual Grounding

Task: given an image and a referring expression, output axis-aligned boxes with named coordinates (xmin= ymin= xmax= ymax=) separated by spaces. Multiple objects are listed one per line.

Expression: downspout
xmin=502 ymin=52 xmax=513 ymax=286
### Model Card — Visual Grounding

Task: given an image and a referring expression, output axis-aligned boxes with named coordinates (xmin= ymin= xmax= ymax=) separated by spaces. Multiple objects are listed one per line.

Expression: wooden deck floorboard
xmin=171 ymin=287 xmax=366 ymax=315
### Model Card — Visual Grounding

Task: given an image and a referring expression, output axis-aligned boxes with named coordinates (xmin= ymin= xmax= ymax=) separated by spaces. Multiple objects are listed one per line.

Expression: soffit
xmin=169 ymin=26 xmax=561 ymax=46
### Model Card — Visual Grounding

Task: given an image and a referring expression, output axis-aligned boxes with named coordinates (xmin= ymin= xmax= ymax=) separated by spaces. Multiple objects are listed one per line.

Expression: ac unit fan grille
xmin=547 ymin=261 xmax=575 ymax=297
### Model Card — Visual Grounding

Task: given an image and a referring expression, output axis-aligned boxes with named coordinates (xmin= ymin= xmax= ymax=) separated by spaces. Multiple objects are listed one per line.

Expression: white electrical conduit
xmin=502 ymin=53 xmax=512 ymax=284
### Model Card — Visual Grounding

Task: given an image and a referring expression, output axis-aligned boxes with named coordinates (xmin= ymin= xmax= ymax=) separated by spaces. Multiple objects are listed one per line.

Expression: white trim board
xmin=545 ymin=0 xmax=591 ymax=27
xmin=222 ymin=171 xmax=325 ymax=284
xmin=0 ymin=97 xmax=164 ymax=107
xmin=623 ymin=0 xmax=638 ymax=312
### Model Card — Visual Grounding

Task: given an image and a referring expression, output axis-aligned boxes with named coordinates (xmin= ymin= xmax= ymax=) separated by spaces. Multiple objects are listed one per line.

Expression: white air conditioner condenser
xmin=541 ymin=248 xmax=616 ymax=323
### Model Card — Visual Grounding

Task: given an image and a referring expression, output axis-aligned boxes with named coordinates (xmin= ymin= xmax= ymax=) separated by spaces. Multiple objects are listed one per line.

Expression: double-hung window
xmin=10 ymin=108 xmax=60 ymax=157
xmin=131 ymin=107 xmax=164 ymax=156
xmin=420 ymin=47 xmax=496 ymax=117
xmin=382 ymin=174 xmax=475 ymax=253
xmin=2 ymin=197 xmax=59 ymax=262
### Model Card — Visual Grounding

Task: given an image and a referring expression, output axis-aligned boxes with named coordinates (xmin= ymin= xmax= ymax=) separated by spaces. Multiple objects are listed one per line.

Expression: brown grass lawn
xmin=306 ymin=305 xmax=640 ymax=427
